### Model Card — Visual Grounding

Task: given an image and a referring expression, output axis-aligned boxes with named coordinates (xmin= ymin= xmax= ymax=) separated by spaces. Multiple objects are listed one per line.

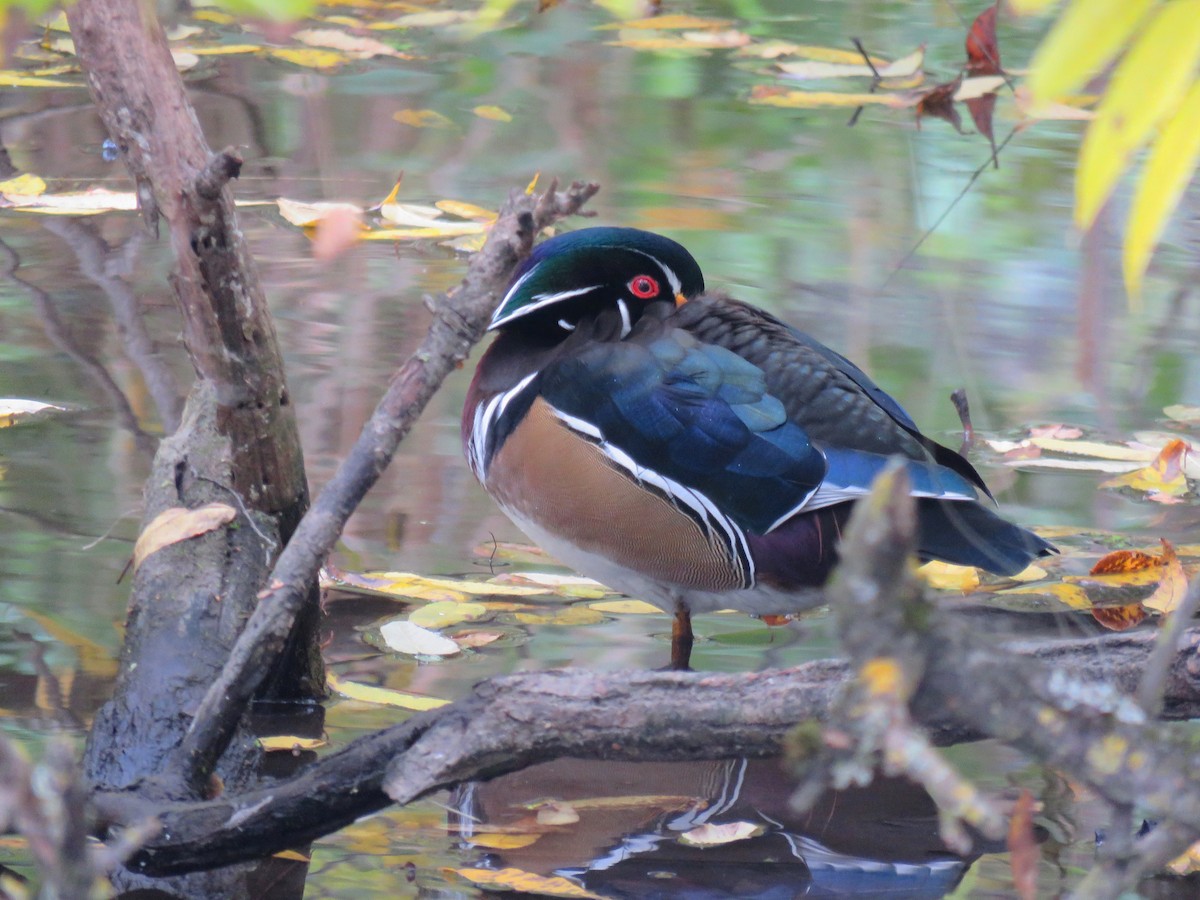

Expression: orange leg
xmin=670 ymin=602 xmax=694 ymax=671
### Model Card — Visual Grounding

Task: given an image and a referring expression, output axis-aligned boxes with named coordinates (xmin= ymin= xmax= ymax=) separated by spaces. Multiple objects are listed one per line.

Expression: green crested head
xmin=489 ymin=227 xmax=706 ymax=334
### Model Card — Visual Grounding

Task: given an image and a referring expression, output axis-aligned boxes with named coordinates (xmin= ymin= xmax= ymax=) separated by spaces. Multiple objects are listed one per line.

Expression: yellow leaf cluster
xmin=1020 ymin=0 xmax=1200 ymax=298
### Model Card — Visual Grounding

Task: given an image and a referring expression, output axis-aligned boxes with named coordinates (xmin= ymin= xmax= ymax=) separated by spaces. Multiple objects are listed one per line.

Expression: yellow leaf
xmin=562 ymin=794 xmax=698 ymax=811
xmin=917 ymin=560 xmax=981 ymax=591
xmin=275 ymin=197 xmax=363 ymax=228
xmin=0 ymin=174 xmax=46 ymax=195
xmin=1099 ymin=438 xmax=1191 ymax=497
xmin=748 ymin=88 xmax=911 ymax=109
xmin=177 ymin=44 xmax=261 ymax=56
xmin=1025 ymin=0 xmax=1154 ymax=105
xmin=1124 ymin=79 xmax=1200 ymax=297
xmin=8 ymin=186 xmax=138 ymax=215
xmin=269 ymin=47 xmax=347 ymax=69
xmin=525 ymin=172 xmax=540 ymax=194
xmin=589 ymin=599 xmax=663 ymax=614
xmin=776 ymin=46 xmax=924 ymax=81
xmin=443 ymin=867 xmax=606 ymax=899
xmin=1144 ymin=540 xmax=1190 ymax=615
xmin=597 ymin=13 xmax=732 ymax=30
xmin=435 ymin=199 xmax=498 ymax=221
xmin=511 ymin=607 xmax=606 ymax=626
xmin=272 ymin=849 xmax=311 ymax=861
xmin=451 ymin=630 xmax=503 ymax=648
xmin=358 ymin=571 xmax=544 ymax=599
xmin=377 ymin=201 xmax=448 ymax=227
xmin=1029 ymin=436 xmax=1155 ymax=461
xmin=999 ymin=583 xmax=1093 ymax=610
xmin=392 ymin=108 xmax=454 ymax=128
xmin=292 ymin=28 xmax=408 ymax=59
xmin=1075 ymin=1 xmax=1200 ymax=231
xmin=363 ymin=224 xmax=486 ymax=240
xmin=408 ymin=600 xmax=487 ymax=629
xmin=473 ymin=104 xmax=512 ymax=122
xmin=467 ymin=832 xmax=542 ymax=849
xmin=259 ymin=735 xmax=328 ymax=752
xmin=193 ymin=9 xmax=235 ymax=24
xmin=1009 ymin=0 xmax=1064 ymax=12
xmin=679 ymin=821 xmax=765 ymax=847
xmin=607 ymin=31 xmax=750 ymax=51
xmin=327 ymin=671 xmax=450 ymax=710
xmin=133 ymin=503 xmax=237 ymax=571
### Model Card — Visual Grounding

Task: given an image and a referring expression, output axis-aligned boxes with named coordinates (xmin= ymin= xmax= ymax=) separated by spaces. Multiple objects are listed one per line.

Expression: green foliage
xmin=1018 ymin=0 xmax=1200 ymax=300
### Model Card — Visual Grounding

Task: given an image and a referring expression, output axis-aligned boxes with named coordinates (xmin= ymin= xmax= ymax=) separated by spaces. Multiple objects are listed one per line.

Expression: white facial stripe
xmin=624 ymin=246 xmax=682 ymax=296
xmin=490 ymin=283 xmax=600 ymax=330
xmin=550 ymin=407 xmax=753 ymax=584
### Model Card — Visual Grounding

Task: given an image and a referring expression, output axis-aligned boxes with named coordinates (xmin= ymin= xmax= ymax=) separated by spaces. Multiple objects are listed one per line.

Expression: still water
xmin=1 ymin=0 xmax=1198 ymax=896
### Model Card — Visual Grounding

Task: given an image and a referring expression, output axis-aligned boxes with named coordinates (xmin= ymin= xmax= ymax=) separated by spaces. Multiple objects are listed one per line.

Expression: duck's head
xmin=488 ymin=226 xmax=706 ymax=337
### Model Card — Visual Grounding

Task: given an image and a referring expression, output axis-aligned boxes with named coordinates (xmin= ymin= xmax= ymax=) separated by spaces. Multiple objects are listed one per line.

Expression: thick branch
xmin=167 ymin=181 xmax=600 ymax=788
xmin=95 ymin=625 xmax=1200 ymax=876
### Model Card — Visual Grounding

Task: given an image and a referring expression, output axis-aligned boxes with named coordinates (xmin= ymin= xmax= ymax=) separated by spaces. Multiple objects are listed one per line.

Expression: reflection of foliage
xmin=1017 ymin=0 xmax=1200 ymax=298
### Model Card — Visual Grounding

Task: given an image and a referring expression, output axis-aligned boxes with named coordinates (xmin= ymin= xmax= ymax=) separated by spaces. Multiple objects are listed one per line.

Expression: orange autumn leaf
xmin=966 ymin=4 xmax=1003 ymax=76
xmin=1007 ymin=789 xmax=1038 ymax=900
xmin=1091 ymin=602 xmax=1147 ymax=631
xmin=1144 ymin=539 xmax=1190 ymax=615
xmin=1100 ymin=438 xmax=1191 ymax=497
xmin=1090 ymin=548 xmax=1162 ymax=575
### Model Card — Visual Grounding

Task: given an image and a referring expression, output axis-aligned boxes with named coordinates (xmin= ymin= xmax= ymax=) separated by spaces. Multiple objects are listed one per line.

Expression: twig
xmin=847 ymin=37 xmax=882 ymax=127
xmin=166 ymin=179 xmax=599 ymax=789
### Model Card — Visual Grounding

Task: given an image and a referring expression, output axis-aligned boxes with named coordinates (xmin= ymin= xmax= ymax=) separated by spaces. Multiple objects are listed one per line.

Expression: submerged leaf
xmin=379 ymin=620 xmax=462 ymax=656
xmin=326 ymin=671 xmax=449 ymax=710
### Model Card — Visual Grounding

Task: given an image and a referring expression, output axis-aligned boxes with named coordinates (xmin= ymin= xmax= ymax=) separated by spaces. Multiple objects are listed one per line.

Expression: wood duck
xmin=463 ymin=227 xmax=1055 ymax=669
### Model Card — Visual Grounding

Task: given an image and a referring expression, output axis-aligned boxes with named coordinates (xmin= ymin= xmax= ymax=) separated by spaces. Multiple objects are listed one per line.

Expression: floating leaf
xmin=749 ymin=86 xmax=911 ymax=109
xmin=362 ymin=223 xmax=485 ymax=241
xmin=259 ymin=735 xmax=328 ymax=752
xmin=409 ymin=600 xmax=487 ymax=629
xmin=776 ymin=45 xmax=924 ymax=81
xmin=276 ymin=197 xmax=363 ymax=228
xmin=393 ymin=108 xmax=455 ymax=128
xmin=5 ymin=186 xmax=139 ymax=215
xmin=1164 ymin=405 xmax=1200 ymax=424
xmin=467 ymin=832 xmax=542 ymax=849
xmin=435 ymin=199 xmax=498 ymax=221
xmin=511 ymin=607 xmax=606 ymax=626
xmin=0 ymin=174 xmax=47 ymax=196
xmin=1144 ymin=540 xmax=1190 ymax=615
xmin=597 ymin=13 xmax=733 ymax=30
xmin=1091 ymin=602 xmax=1147 ymax=631
xmin=269 ymin=47 xmax=347 ymax=69
xmin=377 ymin=202 xmax=448 ymax=227
xmin=535 ymin=801 xmax=580 ymax=825
xmin=451 ymin=630 xmax=503 ymax=648
xmin=998 ymin=583 xmax=1092 ymax=611
xmin=443 ymin=868 xmax=605 ymax=899
xmin=133 ymin=503 xmax=237 ymax=571
xmin=326 ymin=671 xmax=449 ymax=710
xmin=473 ymin=104 xmax=512 ymax=122
xmin=589 ymin=599 xmax=662 ymax=615
xmin=965 ymin=5 xmax=1001 ymax=76
xmin=1100 ymin=439 xmax=1191 ymax=497
xmin=352 ymin=571 xmax=544 ymax=601
xmin=379 ymin=620 xmax=461 ymax=657
xmin=607 ymin=30 xmax=751 ymax=51
xmin=292 ymin=28 xmax=411 ymax=59
xmin=679 ymin=821 xmax=764 ymax=847
xmin=918 ymin=560 xmax=981 ymax=592
xmin=0 ymin=398 xmax=65 ymax=426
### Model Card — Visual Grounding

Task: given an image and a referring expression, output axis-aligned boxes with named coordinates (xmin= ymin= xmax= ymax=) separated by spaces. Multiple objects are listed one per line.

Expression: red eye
xmin=627 ymin=275 xmax=660 ymax=299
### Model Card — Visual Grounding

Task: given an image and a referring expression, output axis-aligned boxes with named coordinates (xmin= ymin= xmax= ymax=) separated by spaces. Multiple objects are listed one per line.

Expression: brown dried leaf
xmin=133 ymin=503 xmax=237 ymax=571
xmin=1007 ymin=789 xmax=1038 ymax=900
xmin=1144 ymin=539 xmax=1189 ymax=615
xmin=1090 ymin=602 xmax=1147 ymax=631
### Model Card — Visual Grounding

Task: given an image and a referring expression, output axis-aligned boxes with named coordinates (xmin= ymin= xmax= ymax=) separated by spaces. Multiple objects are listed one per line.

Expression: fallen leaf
xmin=467 ymin=832 xmax=542 ymax=849
xmin=442 ymin=868 xmax=605 ymax=899
xmin=749 ymin=86 xmax=911 ymax=109
xmin=916 ymin=76 xmax=964 ymax=132
xmin=597 ymin=13 xmax=732 ymax=30
xmin=918 ymin=560 xmax=981 ymax=591
xmin=408 ymin=600 xmax=487 ymax=629
xmin=776 ymin=45 xmax=924 ymax=81
xmin=362 ymin=223 xmax=486 ymax=241
xmin=472 ymin=104 xmax=512 ymax=122
xmin=377 ymin=201 xmax=447 ymax=227
xmin=259 ymin=735 xmax=328 ymax=752
xmin=589 ymin=599 xmax=663 ymax=614
xmin=0 ymin=174 xmax=47 ymax=196
xmin=998 ymin=583 xmax=1093 ymax=611
xmin=269 ymin=47 xmax=347 ymax=69
xmin=535 ymin=801 xmax=580 ymax=825
xmin=606 ymin=30 xmax=751 ymax=51
xmin=0 ymin=398 xmax=66 ymax=426
xmin=451 ymin=630 xmax=503 ymax=648
xmin=276 ymin=197 xmax=363 ymax=228
xmin=1144 ymin=540 xmax=1189 ymax=615
xmin=1029 ymin=424 xmax=1084 ymax=439
xmin=1091 ymin=602 xmax=1147 ymax=631
xmin=511 ymin=607 xmax=606 ymax=626
xmin=292 ymin=28 xmax=410 ymax=59
xmin=966 ymin=5 xmax=1002 ymax=76
xmin=679 ymin=821 xmax=765 ymax=847
xmin=393 ymin=108 xmax=454 ymax=128
xmin=1168 ymin=839 xmax=1200 ymax=875
xmin=326 ymin=671 xmax=449 ymax=711
xmin=1164 ymin=404 xmax=1200 ymax=424
xmin=379 ymin=620 xmax=461 ymax=657
xmin=133 ymin=504 xmax=237 ymax=571
xmin=6 ymin=186 xmax=139 ymax=215
xmin=1100 ymin=439 xmax=1191 ymax=497
xmin=1030 ymin=436 xmax=1155 ymax=461
xmin=435 ymin=199 xmax=498 ymax=221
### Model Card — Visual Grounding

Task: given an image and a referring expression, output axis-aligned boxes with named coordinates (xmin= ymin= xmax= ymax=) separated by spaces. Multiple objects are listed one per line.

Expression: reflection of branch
xmin=167 ymin=178 xmax=600 ymax=793
xmin=0 ymin=236 xmax=156 ymax=458
xmin=42 ymin=218 xmax=184 ymax=433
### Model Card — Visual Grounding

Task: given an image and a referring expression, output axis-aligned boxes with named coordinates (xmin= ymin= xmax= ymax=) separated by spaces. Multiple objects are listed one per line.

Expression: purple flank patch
xmin=748 ymin=505 xmax=854 ymax=589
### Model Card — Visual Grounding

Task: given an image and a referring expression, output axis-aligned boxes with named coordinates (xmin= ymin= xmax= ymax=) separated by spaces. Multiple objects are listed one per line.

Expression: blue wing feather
xmin=541 ymin=328 xmax=826 ymax=534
